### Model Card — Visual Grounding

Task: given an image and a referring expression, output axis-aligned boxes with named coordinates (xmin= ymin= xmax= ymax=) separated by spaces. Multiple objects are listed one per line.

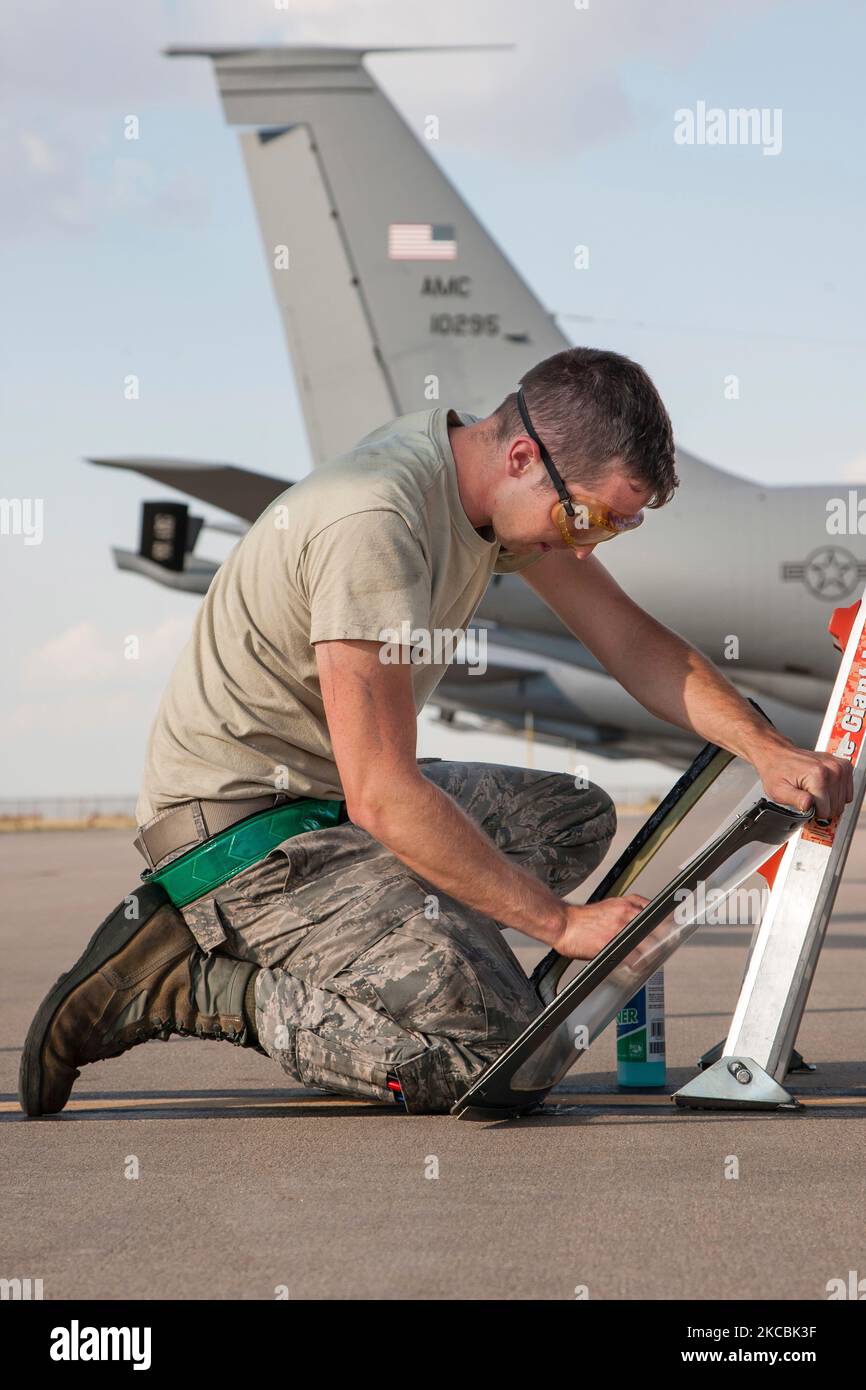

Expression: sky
xmin=2 ymin=0 xmax=865 ymax=800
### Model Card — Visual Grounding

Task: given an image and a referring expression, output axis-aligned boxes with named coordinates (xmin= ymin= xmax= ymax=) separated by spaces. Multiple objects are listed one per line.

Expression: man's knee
xmin=572 ymin=777 xmax=616 ymax=846
xmin=539 ymin=777 xmax=616 ymax=894
xmin=390 ymin=1031 xmax=524 ymax=1115
xmin=364 ymin=918 xmax=541 ymax=1112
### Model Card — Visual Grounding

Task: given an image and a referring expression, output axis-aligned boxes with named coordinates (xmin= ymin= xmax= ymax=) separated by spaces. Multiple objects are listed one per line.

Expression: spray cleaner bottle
xmin=616 ymin=969 xmax=666 ymax=1087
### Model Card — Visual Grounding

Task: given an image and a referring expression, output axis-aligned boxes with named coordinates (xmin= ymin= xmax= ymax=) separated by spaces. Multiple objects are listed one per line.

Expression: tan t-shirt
xmin=136 ymin=407 xmax=540 ymax=823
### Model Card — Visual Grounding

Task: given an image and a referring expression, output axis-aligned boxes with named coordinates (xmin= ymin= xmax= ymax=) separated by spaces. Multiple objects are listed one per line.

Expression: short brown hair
xmin=490 ymin=347 xmax=678 ymax=507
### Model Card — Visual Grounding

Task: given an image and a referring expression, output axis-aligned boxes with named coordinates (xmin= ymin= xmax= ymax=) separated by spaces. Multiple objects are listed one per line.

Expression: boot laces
xmin=130 ymin=1018 xmax=247 ymax=1046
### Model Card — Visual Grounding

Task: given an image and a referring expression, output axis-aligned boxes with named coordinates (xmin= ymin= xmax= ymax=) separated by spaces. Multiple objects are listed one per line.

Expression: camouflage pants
xmin=182 ymin=762 xmax=616 ymax=1114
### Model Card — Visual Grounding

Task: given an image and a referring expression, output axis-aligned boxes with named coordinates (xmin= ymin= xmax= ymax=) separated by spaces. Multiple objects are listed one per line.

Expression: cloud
xmin=6 ymin=689 xmax=148 ymax=735
xmin=5 ymin=617 xmax=192 ymax=792
xmin=0 ymin=115 xmax=211 ymax=238
xmin=23 ymin=617 xmax=191 ymax=687
xmin=25 ymin=622 xmax=118 ymax=683
xmin=20 ymin=129 xmax=58 ymax=173
xmin=363 ymin=0 xmax=784 ymax=160
xmin=0 ymin=0 xmax=783 ymax=241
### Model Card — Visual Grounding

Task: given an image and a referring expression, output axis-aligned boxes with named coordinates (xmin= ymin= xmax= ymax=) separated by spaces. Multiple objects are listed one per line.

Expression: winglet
xmin=828 ymin=599 xmax=862 ymax=653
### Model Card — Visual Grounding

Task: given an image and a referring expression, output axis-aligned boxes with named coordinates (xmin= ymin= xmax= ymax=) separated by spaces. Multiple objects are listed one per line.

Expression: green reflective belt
xmin=148 ymin=798 xmax=345 ymax=909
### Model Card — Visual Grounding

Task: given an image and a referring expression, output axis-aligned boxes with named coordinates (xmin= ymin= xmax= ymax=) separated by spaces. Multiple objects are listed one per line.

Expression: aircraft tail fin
xmin=168 ymin=45 xmax=569 ymax=464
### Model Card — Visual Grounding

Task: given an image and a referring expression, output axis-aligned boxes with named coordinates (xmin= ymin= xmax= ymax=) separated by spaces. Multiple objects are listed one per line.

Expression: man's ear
xmin=506 ymin=435 xmax=537 ymax=480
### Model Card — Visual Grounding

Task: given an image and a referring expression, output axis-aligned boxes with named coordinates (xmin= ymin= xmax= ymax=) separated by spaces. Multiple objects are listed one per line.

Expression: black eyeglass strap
xmin=515 ymin=385 xmax=574 ymax=515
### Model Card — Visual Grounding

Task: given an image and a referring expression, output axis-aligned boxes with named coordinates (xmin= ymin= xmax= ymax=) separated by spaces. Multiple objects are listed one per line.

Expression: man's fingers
xmin=815 ymin=758 xmax=851 ymax=820
xmin=814 ymin=754 xmax=855 ymax=820
xmin=835 ymin=759 xmax=854 ymax=816
xmin=801 ymin=768 xmax=832 ymax=821
xmin=623 ymin=936 xmax=657 ymax=970
xmin=613 ymin=895 xmax=650 ymax=929
xmin=763 ymin=748 xmax=857 ymax=822
xmin=821 ymin=759 xmax=841 ymax=819
xmin=813 ymin=790 xmax=833 ymax=821
xmin=776 ymin=759 xmax=852 ymax=824
xmin=623 ymin=894 xmax=650 ymax=913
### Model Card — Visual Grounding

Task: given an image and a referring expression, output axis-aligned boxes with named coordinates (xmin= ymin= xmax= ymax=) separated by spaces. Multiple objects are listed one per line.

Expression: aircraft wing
xmin=433 ymin=629 xmax=691 ymax=757
xmin=110 ymin=548 xmax=220 ymax=594
xmin=433 ymin=627 xmax=822 ymax=762
xmin=87 ymin=456 xmax=289 ymax=523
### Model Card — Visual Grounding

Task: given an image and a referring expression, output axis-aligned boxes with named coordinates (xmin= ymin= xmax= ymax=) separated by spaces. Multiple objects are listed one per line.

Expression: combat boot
xmin=19 ymin=882 xmax=263 ymax=1116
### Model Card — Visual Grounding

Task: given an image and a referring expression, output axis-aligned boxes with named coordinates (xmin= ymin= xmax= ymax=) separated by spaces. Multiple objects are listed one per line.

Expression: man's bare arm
xmin=316 ymin=638 xmax=646 ymax=958
xmin=522 ymin=550 xmax=852 ymax=819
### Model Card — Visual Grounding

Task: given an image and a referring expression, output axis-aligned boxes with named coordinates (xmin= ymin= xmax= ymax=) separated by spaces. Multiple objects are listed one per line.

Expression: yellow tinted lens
xmin=553 ymin=500 xmax=644 ymax=545
xmin=552 ymin=502 xmax=617 ymax=545
xmin=553 ymin=503 xmax=579 ymax=546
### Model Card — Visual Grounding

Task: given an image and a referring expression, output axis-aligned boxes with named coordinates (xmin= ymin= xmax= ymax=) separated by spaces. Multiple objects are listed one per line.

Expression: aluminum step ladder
xmin=674 ymin=592 xmax=866 ymax=1110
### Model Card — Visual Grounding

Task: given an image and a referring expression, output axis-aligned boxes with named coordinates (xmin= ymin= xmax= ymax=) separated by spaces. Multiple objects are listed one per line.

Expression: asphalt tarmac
xmin=2 ymin=820 xmax=864 ymax=1301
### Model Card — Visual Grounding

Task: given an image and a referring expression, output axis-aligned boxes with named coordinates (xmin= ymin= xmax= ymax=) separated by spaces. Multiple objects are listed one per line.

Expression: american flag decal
xmin=388 ymin=223 xmax=457 ymax=260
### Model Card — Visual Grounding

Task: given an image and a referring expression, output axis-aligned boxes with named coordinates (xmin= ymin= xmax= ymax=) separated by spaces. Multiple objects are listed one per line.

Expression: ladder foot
xmin=674 ymin=1056 xmax=799 ymax=1110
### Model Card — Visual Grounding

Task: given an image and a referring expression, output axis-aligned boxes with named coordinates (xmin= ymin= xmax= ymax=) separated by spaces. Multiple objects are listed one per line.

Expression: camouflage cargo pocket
xmin=292 ymin=1030 xmax=396 ymax=1104
xmin=328 ymin=915 xmax=490 ymax=1046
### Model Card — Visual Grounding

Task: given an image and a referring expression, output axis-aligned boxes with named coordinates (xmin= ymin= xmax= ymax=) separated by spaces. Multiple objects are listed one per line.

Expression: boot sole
xmin=19 ymin=881 xmax=171 ymax=1117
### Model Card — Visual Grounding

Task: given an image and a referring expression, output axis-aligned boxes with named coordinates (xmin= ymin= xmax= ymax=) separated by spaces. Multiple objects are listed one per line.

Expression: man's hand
xmin=553 ymin=895 xmax=650 ymax=961
xmin=751 ymin=741 xmax=854 ymax=820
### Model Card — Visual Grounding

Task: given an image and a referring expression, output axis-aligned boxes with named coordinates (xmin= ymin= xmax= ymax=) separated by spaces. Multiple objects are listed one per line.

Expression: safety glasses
xmin=515 ymin=384 xmax=645 ymax=546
